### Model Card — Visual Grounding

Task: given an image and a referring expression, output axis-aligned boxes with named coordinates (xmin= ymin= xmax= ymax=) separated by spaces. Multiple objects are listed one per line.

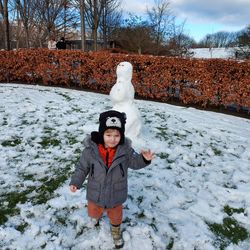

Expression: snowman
xmin=110 ymin=62 xmax=142 ymax=142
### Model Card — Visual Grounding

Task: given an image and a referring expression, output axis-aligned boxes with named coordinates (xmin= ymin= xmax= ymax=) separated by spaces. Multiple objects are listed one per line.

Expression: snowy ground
xmin=190 ymin=48 xmax=235 ymax=59
xmin=0 ymin=83 xmax=250 ymax=250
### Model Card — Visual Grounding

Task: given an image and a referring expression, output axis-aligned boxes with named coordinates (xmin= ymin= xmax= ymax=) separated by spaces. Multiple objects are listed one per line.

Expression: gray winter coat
xmin=70 ymin=134 xmax=150 ymax=208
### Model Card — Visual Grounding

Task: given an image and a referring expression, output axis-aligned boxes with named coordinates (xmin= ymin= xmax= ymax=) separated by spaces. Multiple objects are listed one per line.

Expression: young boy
xmin=70 ymin=110 xmax=154 ymax=248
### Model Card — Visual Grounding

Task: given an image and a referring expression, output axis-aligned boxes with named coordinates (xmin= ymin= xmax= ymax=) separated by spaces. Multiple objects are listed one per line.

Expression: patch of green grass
xmin=123 ymin=217 xmax=132 ymax=224
xmin=156 ymin=152 xmax=174 ymax=165
xmin=20 ymin=119 xmax=30 ymax=125
xmin=1 ymin=160 xmax=73 ymax=225
xmin=166 ymin=159 xmax=175 ymax=164
xmin=57 ymin=92 xmax=73 ymax=101
xmin=87 ymin=114 xmax=95 ymax=121
xmin=175 ymin=181 xmax=182 ymax=188
xmin=20 ymin=117 xmax=39 ymax=126
xmin=71 ymin=107 xmax=83 ymax=113
xmin=1 ymin=137 xmax=22 ymax=147
xmin=55 ymin=216 xmax=67 ymax=226
xmin=223 ymin=182 xmax=237 ymax=189
xmin=144 ymin=118 xmax=152 ymax=124
xmin=224 ymin=205 xmax=245 ymax=216
xmin=16 ymin=222 xmax=29 ymax=233
xmin=32 ymin=165 xmax=71 ymax=205
xmin=156 ymin=196 xmax=161 ymax=202
xmin=169 ymin=222 xmax=177 ymax=232
xmin=0 ymin=206 xmax=20 ymax=225
xmin=11 ymin=154 xmax=24 ymax=164
xmin=74 ymin=148 xmax=82 ymax=155
xmin=150 ymin=222 xmax=158 ymax=232
xmin=22 ymin=174 xmax=35 ymax=181
xmin=67 ymin=121 xmax=77 ymax=126
xmin=182 ymin=143 xmax=192 ymax=148
xmin=156 ymin=127 xmax=169 ymax=140
xmin=137 ymin=196 xmax=144 ymax=204
xmin=38 ymin=89 xmax=50 ymax=93
xmin=2 ymin=117 xmax=8 ymax=126
xmin=41 ymin=243 xmax=47 ymax=249
xmin=155 ymin=112 xmax=168 ymax=120
xmin=157 ymin=153 xmax=169 ymax=159
xmin=211 ymin=146 xmax=222 ymax=156
xmin=38 ymin=137 xmax=61 ymax=148
xmin=66 ymin=136 xmax=78 ymax=145
xmin=208 ymin=217 xmax=248 ymax=249
xmin=44 ymin=126 xmax=56 ymax=134
xmin=166 ymin=237 xmax=174 ymax=249
xmin=136 ymin=210 xmax=145 ymax=218
xmin=173 ymin=132 xmax=187 ymax=139
xmin=0 ymin=187 xmax=36 ymax=225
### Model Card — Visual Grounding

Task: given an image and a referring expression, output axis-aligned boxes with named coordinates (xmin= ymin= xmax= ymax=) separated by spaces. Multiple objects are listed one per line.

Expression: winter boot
xmin=111 ymin=224 xmax=124 ymax=249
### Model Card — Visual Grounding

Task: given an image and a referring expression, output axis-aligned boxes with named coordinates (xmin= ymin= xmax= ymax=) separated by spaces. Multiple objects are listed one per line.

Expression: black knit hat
xmin=98 ymin=110 xmax=126 ymax=145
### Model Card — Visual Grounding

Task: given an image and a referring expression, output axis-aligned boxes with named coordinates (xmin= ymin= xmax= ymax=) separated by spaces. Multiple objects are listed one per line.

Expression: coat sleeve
xmin=69 ymin=149 xmax=90 ymax=189
xmin=128 ymin=147 xmax=151 ymax=170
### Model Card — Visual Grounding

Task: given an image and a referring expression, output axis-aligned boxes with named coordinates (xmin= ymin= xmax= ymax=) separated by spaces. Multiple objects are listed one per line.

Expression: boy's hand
xmin=70 ymin=185 xmax=77 ymax=192
xmin=141 ymin=149 xmax=155 ymax=161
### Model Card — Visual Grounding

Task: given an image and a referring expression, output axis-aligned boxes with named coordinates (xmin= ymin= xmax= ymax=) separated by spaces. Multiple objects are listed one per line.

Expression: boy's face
xmin=103 ymin=129 xmax=121 ymax=148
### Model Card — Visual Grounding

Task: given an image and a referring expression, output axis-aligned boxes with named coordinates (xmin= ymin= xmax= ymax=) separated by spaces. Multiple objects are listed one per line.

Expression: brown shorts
xmin=87 ymin=200 xmax=123 ymax=226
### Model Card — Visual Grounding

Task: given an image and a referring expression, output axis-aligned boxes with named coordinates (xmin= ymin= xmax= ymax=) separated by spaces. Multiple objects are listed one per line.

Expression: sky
xmin=1 ymin=83 xmax=250 ymax=249
xmin=120 ymin=0 xmax=250 ymax=42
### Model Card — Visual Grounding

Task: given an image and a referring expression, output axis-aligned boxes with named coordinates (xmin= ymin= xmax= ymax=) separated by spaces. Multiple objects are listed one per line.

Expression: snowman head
xmin=116 ymin=62 xmax=133 ymax=82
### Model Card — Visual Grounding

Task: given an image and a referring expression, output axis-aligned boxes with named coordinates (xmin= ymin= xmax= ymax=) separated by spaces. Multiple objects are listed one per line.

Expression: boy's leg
xmin=107 ymin=204 xmax=123 ymax=226
xmin=107 ymin=205 xmax=124 ymax=248
xmin=87 ymin=201 xmax=104 ymax=226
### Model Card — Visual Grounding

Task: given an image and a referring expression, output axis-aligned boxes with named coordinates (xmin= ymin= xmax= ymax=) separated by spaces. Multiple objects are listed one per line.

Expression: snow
xmin=0 ymin=83 xmax=250 ymax=250
xmin=190 ymin=48 xmax=236 ymax=59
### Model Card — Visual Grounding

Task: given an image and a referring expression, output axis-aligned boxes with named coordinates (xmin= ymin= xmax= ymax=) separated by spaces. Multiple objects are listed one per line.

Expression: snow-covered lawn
xmin=0 ymin=83 xmax=250 ymax=250
xmin=190 ymin=48 xmax=235 ymax=59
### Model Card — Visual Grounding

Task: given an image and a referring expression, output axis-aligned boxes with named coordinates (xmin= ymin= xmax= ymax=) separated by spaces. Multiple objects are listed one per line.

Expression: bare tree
xmin=70 ymin=0 xmax=122 ymax=51
xmin=13 ymin=0 xmax=39 ymax=48
xmin=61 ymin=0 xmax=78 ymax=37
xmin=33 ymin=0 xmax=77 ymax=44
xmin=0 ymin=0 xmax=10 ymax=50
xmin=100 ymin=0 xmax=121 ymax=49
xmin=114 ymin=15 xmax=154 ymax=54
xmin=199 ymin=31 xmax=238 ymax=48
xmin=213 ymin=31 xmax=233 ymax=47
xmin=166 ymin=19 xmax=194 ymax=57
xmin=85 ymin=0 xmax=104 ymax=51
xmin=0 ymin=0 xmax=3 ymax=15
xmin=147 ymin=0 xmax=173 ymax=54
xmin=71 ymin=0 xmax=86 ymax=51
xmin=80 ymin=0 xmax=86 ymax=51
xmin=235 ymin=25 xmax=250 ymax=59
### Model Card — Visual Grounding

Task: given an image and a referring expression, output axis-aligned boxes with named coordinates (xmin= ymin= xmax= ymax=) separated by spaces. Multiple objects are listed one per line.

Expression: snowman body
xmin=110 ymin=62 xmax=142 ymax=141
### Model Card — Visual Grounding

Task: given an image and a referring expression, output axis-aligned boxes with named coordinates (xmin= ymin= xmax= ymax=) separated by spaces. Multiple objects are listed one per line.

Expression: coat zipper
xmin=91 ymin=164 xmax=94 ymax=177
xmin=119 ymin=163 xmax=125 ymax=177
xmin=106 ymin=151 xmax=109 ymax=167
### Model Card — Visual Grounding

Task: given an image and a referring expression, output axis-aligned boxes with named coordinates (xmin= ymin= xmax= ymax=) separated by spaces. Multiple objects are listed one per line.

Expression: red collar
xmin=98 ymin=144 xmax=117 ymax=168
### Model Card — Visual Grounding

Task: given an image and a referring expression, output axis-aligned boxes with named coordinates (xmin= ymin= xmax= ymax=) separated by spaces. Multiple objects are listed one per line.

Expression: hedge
xmin=0 ymin=49 xmax=249 ymax=112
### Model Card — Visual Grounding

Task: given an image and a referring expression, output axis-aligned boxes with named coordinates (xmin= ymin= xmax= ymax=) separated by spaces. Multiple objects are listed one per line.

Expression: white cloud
xmin=122 ymin=0 xmax=249 ymax=28
xmin=121 ymin=0 xmax=153 ymax=15
xmin=171 ymin=0 xmax=250 ymax=27
xmin=121 ymin=0 xmax=248 ymax=40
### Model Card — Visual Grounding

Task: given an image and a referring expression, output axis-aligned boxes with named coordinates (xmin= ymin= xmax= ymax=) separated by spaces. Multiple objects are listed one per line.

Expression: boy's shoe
xmin=111 ymin=224 xmax=124 ymax=249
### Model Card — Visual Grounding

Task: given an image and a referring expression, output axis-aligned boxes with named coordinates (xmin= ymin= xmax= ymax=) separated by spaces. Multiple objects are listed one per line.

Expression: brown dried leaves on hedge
xmin=0 ymin=49 xmax=249 ymax=109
